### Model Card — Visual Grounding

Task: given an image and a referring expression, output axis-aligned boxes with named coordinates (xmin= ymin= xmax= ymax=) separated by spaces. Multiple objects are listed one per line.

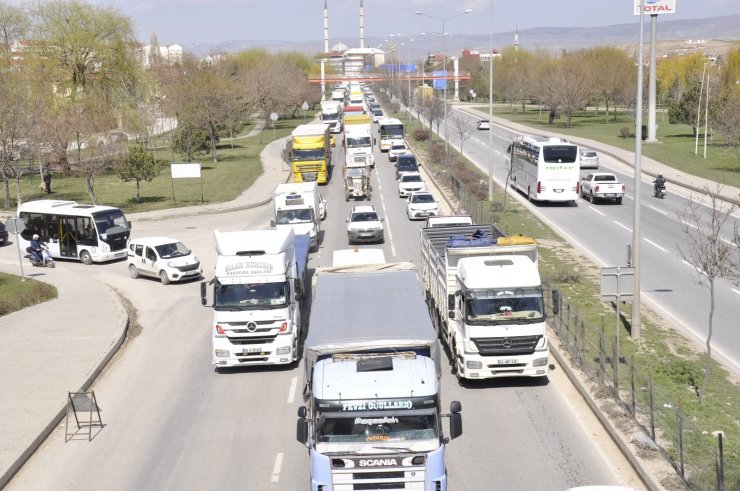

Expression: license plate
xmin=604 ymin=193 xmax=615 ymax=197
xmin=243 ymin=347 xmax=262 ymax=354
xmin=497 ymin=359 xmax=518 ymax=365
xmin=554 ymin=189 xmax=563 ymax=193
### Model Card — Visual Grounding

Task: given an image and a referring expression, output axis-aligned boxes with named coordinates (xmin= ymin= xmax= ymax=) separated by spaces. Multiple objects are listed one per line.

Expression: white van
xmin=127 ymin=236 xmax=202 ymax=284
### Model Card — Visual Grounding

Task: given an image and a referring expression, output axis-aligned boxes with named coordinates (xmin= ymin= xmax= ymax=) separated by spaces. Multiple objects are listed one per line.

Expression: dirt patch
xmin=112 ymin=289 xmax=142 ymax=340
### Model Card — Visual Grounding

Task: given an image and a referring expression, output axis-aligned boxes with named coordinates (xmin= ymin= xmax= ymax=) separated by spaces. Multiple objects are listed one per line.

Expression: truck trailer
xmin=202 ymin=229 xmax=309 ymax=368
xmin=297 ymin=263 xmax=462 ymax=491
xmin=420 ymin=224 xmax=549 ymax=379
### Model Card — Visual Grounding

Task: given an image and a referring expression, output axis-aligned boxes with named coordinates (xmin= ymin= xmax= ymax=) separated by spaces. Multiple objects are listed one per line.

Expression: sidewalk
xmin=455 ymin=105 xmax=740 ymax=206
xmin=0 ymin=136 xmax=292 ymax=487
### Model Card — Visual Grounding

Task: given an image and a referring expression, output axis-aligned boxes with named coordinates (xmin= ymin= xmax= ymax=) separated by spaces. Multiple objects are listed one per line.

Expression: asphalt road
xmin=442 ymin=106 xmax=740 ymax=373
xmin=7 ymin=134 xmax=643 ymax=490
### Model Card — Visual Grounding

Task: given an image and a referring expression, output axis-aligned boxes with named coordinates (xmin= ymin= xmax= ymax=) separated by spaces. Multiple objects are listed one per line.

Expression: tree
xmin=539 ymin=51 xmax=590 ymax=128
xmin=677 ymin=185 xmax=740 ymax=405
xmin=712 ymin=89 xmax=740 ymax=159
xmin=117 ymin=145 xmax=160 ymax=203
xmin=582 ymin=46 xmax=635 ymax=122
xmin=0 ymin=2 xmax=29 ymax=64
xmin=451 ymin=115 xmax=473 ymax=156
xmin=171 ymin=123 xmax=209 ymax=162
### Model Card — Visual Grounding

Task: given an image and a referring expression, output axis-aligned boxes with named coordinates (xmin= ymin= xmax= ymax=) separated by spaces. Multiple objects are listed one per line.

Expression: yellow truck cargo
xmin=289 ymin=124 xmax=332 ymax=184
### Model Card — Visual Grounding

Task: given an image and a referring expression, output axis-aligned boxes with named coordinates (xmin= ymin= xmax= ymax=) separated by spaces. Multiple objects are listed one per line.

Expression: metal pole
xmin=646 ymin=14 xmax=658 ymax=142
xmin=695 ymin=63 xmax=707 ymax=155
xmin=703 ymin=74 xmax=710 ymax=159
xmin=487 ymin=0 xmax=494 ymax=202
xmin=630 ymin=0 xmax=645 ymax=340
xmin=443 ymin=18 xmax=448 ymax=168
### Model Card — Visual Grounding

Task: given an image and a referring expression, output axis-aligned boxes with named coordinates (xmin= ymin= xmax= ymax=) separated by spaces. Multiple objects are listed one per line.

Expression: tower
xmin=323 ymin=0 xmax=329 ymax=54
xmin=360 ymin=0 xmax=365 ymax=49
xmin=514 ymin=25 xmax=519 ymax=52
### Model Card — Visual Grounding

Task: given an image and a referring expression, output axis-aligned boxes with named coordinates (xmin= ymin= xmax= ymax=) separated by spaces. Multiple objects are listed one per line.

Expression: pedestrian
xmin=43 ymin=167 xmax=52 ymax=194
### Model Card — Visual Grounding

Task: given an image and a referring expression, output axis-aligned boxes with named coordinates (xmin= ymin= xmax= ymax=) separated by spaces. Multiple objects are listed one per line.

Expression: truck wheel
xmin=344 ymin=191 xmax=349 ymax=202
xmin=616 ymin=196 xmax=623 ymax=204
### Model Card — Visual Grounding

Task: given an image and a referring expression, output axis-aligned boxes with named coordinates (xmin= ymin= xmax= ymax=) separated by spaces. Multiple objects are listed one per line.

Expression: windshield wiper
xmin=371 ymin=446 xmax=425 ymax=454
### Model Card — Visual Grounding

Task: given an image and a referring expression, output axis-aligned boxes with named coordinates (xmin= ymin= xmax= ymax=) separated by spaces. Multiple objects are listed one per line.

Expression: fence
xmin=450 ymin=183 xmax=737 ymax=491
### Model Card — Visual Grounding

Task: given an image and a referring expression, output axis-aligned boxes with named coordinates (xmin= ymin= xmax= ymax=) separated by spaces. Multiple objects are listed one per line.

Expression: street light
xmin=488 ymin=0 xmax=494 ymax=202
xmin=415 ymin=8 xmax=472 ymax=167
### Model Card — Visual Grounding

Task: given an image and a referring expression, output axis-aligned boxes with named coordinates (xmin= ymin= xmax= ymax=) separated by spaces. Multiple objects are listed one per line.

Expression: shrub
xmin=620 ymin=126 xmax=632 ymax=139
xmin=413 ymin=128 xmax=430 ymax=142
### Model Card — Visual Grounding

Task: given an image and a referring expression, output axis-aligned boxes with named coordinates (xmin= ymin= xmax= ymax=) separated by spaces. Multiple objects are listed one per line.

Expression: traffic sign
xmin=5 ymin=217 xmax=25 ymax=234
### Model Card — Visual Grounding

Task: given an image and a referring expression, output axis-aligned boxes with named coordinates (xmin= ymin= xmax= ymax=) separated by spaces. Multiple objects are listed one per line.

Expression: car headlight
xmin=167 ymin=261 xmax=177 ymax=268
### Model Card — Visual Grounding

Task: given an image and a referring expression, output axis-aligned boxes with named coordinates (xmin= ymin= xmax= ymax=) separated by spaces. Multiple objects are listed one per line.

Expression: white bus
xmin=377 ymin=118 xmax=405 ymax=151
xmin=508 ymin=135 xmax=580 ymax=203
xmin=18 ymin=199 xmax=131 ymax=264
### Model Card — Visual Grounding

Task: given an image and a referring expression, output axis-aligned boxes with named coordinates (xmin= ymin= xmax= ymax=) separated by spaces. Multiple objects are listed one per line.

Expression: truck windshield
xmin=214 ymin=281 xmax=288 ymax=310
xmin=277 ymin=208 xmax=314 ymax=224
xmin=293 ymin=149 xmax=325 ymax=161
xmin=347 ymin=136 xmax=371 ymax=148
xmin=317 ymin=412 xmax=438 ymax=444
xmin=465 ymin=287 xmax=544 ymax=324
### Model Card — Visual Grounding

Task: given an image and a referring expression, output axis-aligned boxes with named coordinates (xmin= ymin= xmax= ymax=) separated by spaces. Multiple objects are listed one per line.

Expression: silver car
xmin=579 ymin=147 xmax=600 ymax=169
xmin=346 ymin=205 xmax=384 ymax=244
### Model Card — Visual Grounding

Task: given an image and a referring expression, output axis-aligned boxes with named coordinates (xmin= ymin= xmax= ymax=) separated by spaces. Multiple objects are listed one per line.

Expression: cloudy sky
xmin=30 ymin=0 xmax=740 ymax=46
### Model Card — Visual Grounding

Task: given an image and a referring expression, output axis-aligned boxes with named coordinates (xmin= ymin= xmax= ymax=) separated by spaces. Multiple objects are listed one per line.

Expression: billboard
xmin=432 ymin=70 xmax=447 ymax=90
xmin=634 ymin=0 xmax=676 ymax=15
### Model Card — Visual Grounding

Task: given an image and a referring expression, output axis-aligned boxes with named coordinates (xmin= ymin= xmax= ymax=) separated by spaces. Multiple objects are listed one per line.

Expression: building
xmin=137 ymin=44 xmax=183 ymax=68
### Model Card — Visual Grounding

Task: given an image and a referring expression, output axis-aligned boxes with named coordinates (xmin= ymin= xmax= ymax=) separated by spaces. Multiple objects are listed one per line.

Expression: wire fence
xmin=449 ymin=183 xmax=738 ymax=491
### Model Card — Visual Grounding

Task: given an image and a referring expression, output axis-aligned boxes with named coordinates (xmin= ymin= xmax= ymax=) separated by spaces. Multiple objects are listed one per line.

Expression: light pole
xmin=415 ymin=8 xmax=472 ymax=167
xmin=487 ymin=0 xmax=494 ymax=202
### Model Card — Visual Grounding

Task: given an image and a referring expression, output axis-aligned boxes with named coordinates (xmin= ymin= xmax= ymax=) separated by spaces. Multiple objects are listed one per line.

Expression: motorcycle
xmin=653 ymin=183 xmax=666 ymax=199
xmin=26 ymin=246 xmax=55 ymax=268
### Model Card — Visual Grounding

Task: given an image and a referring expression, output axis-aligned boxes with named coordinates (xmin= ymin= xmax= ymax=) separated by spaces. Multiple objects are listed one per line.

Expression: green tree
xmin=117 ymin=145 xmax=160 ymax=203
xmin=172 ymin=123 xmax=209 ymax=162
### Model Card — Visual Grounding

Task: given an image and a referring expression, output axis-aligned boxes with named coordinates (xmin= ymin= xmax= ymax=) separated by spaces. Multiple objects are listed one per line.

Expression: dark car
xmin=395 ymin=154 xmax=419 ymax=179
xmin=0 ymin=222 xmax=7 ymax=246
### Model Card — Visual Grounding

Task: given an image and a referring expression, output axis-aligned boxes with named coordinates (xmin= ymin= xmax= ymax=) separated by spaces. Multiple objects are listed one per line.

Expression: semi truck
xmin=420 ymin=224 xmax=549 ymax=380
xmin=320 ymin=101 xmax=343 ymax=134
xmin=271 ymin=182 xmax=321 ymax=251
xmin=288 ymin=123 xmax=331 ymax=184
xmin=202 ymin=229 xmax=309 ymax=368
xmin=297 ymin=263 xmax=462 ymax=491
xmin=331 ymin=87 xmax=346 ymax=103
xmin=343 ymin=114 xmax=374 ymax=168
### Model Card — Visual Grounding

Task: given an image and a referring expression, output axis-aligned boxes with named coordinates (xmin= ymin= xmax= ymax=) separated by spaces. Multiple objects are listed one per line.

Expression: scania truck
xmin=202 ymin=229 xmax=309 ymax=368
xmin=297 ymin=263 xmax=462 ymax=491
xmin=288 ymin=123 xmax=331 ymax=184
xmin=271 ymin=182 xmax=321 ymax=251
xmin=343 ymin=113 xmax=374 ymax=168
xmin=420 ymin=224 xmax=549 ymax=379
xmin=320 ymin=101 xmax=343 ymax=134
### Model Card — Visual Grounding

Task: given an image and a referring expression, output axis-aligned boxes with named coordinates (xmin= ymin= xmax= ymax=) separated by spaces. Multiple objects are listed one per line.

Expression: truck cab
xmin=272 ymin=182 xmax=321 ymax=251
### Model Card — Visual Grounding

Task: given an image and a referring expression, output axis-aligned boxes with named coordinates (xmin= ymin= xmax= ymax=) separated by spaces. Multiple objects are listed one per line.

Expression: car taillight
xmin=576 ymin=182 xmax=579 ymax=193
xmin=622 ymin=184 xmax=625 ymax=192
xmin=537 ymin=181 xmax=542 ymax=193
xmin=595 ymin=185 xmax=600 ymax=193
xmin=215 ymin=324 xmax=225 ymax=335
xmin=279 ymin=322 xmax=288 ymax=333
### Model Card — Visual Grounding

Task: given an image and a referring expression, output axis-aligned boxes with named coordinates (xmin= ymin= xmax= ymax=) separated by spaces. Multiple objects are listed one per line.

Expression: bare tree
xmin=451 ymin=115 xmax=473 ymax=156
xmin=677 ymin=184 xmax=740 ymax=405
xmin=713 ymin=90 xmax=740 ymax=159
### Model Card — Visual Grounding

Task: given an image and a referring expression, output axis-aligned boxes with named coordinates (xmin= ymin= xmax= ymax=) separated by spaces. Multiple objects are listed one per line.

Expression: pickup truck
xmin=579 ymin=172 xmax=624 ymax=204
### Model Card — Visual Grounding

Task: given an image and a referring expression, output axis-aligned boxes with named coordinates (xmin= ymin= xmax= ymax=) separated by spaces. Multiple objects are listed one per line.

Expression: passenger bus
xmin=377 ymin=118 xmax=405 ymax=152
xmin=17 ymin=200 xmax=131 ymax=264
xmin=508 ymin=135 xmax=580 ymax=203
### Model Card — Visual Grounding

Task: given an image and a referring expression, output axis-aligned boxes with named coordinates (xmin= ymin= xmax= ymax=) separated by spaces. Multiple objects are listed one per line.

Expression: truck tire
xmin=616 ymin=196 xmax=623 ymax=204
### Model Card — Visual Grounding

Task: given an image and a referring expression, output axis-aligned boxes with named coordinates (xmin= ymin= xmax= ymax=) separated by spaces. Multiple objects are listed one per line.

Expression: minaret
xmin=323 ymin=0 xmax=329 ymax=54
xmin=360 ymin=0 xmax=365 ymax=49
xmin=514 ymin=25 xmax=519 ymax=52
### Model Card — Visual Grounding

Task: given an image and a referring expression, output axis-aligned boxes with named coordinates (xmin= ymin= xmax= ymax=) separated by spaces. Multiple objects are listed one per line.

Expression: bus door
xmin=57 ymin=216 xmax=79 ymax=258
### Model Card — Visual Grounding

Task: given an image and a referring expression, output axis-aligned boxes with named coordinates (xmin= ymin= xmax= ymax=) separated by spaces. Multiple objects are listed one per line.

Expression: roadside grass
xmin=0 ymin=272 xmax=57 ymax=316
xmin=398 ymin=105 xmax=739 ymax=478
xmin=0 ymin=115 xmax=310 ymax=215
xmin=475 ymin=104 xmax=740 ymax=189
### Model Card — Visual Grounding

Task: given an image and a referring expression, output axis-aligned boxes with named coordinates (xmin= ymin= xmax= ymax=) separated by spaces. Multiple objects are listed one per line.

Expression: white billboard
xmin=170 ymin=162 xmax=201 ymax=178
xmin=634 ymin=0 xmax=676 ymax=15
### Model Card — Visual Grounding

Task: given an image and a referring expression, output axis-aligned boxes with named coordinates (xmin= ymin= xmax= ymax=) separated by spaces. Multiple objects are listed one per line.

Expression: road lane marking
xmin=648 ymin=205 xmax=668 ymax=216
xmin=680 ymin=220 xmax=699 ymax=231
xmin=613 ymin=221 xmax=632 ymax=232
xmin=287 ymin=376 xmax=297 ymax=404
xmin=732 ymin=288 xmax=740 ymax=296
xmin=271 ymin=452 xmax=284 ymax=482
xmin=374 ymin=163 xmax=397 ymax=257
xmin=644 ymin=238 xmax=668 ymax=253
xmin=588 ymin=206 xmax=606 ymax=217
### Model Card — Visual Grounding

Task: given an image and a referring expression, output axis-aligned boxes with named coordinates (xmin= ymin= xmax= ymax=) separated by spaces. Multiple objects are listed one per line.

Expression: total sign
xmin=634 ymin=0 xmax=676 ymax=15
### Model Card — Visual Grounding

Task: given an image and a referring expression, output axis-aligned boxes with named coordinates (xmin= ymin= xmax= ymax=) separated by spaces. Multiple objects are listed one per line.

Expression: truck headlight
xmin=467 ymin=340 xmax=479 ymax=352
xmin=215 ymin=349 xmax=230 ymax=358
xmin=466 ymin=361 xmax=483 ymax=370
xmin=277 ymin=347 xmax=292 ymax=355
xmin=536 ymin=336 xmax=548 ymax=351
xmin=533 ymin=357 xmax=549 ymax=367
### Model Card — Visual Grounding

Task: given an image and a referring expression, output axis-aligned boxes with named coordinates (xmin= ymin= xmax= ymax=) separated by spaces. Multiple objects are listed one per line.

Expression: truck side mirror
xmin=449 ymin=412 xmax=463 ymax=440
xmin=296 ymin=419 xmax=308 ymax=445
xmin=447 ymin=294 xmax=455 ymax=320
xmin=297 ymin=406 xmax=307 ymax=418
xmin=551 ymin=290 xmax=560 ymax=315
xmin=200 ymin=282 xmax=207 ymax=306
xmin=450 ymin=400 xmax=462 ymax=413
xmin=270 ymin=219 xmax=276 ymax=227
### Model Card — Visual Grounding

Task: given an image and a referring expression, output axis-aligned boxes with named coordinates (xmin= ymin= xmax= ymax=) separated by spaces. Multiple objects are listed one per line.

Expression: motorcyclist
xmin=653 ymin=173 xmax=666 ymax=195
xmin=29 ymin=234 xmax=43 ymax=264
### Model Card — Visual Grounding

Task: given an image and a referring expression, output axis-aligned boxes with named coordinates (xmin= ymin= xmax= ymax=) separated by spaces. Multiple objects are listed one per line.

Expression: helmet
xmin=658 ymin=173 xmax=663 ymax=178
xmin=32 ymin=234 xmax=39 ymax=240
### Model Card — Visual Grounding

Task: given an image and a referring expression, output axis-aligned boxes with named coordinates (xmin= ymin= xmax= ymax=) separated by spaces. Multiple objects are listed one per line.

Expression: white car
xmin=127 ymin=237 xmax=202 ymax=285
xmin=406 ymin=191 xmax=440 ymax=220
xmin=397 ymin=171 xmax=426 ymax=198
xmin=346 ymin=204 xmax=384 ymax=244
xmin=579 ymin=147 xmax=600 ymax=169
xmin=388 ymin=142 xmax=408 ymax=162
xmin=318 ymin=193 xmax=327 ymax=220
xmin=476 ymin=119 xmax=490 ymax=130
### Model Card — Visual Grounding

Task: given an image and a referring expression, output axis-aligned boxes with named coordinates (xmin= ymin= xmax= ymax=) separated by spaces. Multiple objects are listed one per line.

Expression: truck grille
xmin=227 ymin=335 xmax=277 ymax=345
xmin=331 ymin=467 xmax=425 ymax=490
xmin=471 ymin=335 xmax=542 ymax=356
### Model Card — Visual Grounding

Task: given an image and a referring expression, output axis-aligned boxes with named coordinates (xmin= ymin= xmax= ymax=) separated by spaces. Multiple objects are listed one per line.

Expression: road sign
xmin=270 ymin=112 xmax=279 ymax=121
xmin=432 ymin=70 xmax=447 ymax=90
xmin=301 ymin=101 xmax=309 ymax=111
xmin=600 ymin=266 xmax=635 ymax=301
xmin=5 ymin=217 xmax=25 ymax=234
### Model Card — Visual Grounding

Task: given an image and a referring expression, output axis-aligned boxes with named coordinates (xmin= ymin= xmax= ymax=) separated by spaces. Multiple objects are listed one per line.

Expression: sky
xmin=18 ymin=0 xmax=740 ymax=46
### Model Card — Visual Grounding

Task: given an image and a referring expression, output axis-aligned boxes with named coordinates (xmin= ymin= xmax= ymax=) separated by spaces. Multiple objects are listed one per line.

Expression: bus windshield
xmin=380 ymin=125 xmax=404 ymax=138
xmin=542 ymin=145 xmax=577 ymax=163
xmin=93 ymin=210 xmax=128 ymax=236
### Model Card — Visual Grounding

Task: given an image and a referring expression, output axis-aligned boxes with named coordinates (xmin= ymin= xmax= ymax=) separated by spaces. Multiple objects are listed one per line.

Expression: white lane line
xmin=732 ymin=288 xmax=740 ymax=296
xmin=287 ymin=376 xmax=297 ymax=404
xmin=644 ymin=238 xmax=668 ymax=253
xmin=613 ymin=220 xmax=633 ymax=232
xmin=271 ymin=452 xmax=284 ymax=482
xmin=648 ymin=205 xmax=668 ymax=216
xmin=681 ymin=220 xmax=699 ymax=231
xmin=588 ymin=206 xmax=606 ymax=217
xmin=375 ymin=164 xmax=397 ymax=257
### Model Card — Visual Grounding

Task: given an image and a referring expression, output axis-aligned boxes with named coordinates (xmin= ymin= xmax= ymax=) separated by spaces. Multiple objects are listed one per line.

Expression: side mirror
xmin=450 ymin=400 xmax=462 ymax=413
xmin=270 ymin=219 xmax=276 ymax=227
xmin=449 ymin=412 xmax=463 ymax=440
xmin=200 ymin=282 xmax=207 ymax=306
xmin=297 ymin=406 xmax=307 ymax=418
xmin=296 ymin=419 xmax=308 ymax=445
xmin=551 ymin=290 xmax=560 ymax=315
xmin=345 ymin=218 xmax=350 ymax=223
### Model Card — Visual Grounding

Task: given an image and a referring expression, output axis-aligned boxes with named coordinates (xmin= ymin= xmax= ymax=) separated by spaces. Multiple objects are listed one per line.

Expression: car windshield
xmin=317 ymin=412 xmax=438 ymax=444
xmin=401 ymin=175 xmax=422 ymax=183
xmin=465 ymin=287 xmax=544 ymax=324
xmin=397 ymin=156 xmax=416 ymax=165
xmin=214 ymin=281 xmax=288 ymax=310
xmin=277 ymin=208 xmax=314 ymax=224
xmin=411 ymin=194 xmax=434 ymax=203
xmin=351 ymin=212 xmax=379 ymax=222
xmin=391 ymin=145 xmax=405 ymax=151
xmin=154 ymin=242 xmax=190 ymax=259
xmin=582 ymin=151 xmax=597 ymax=157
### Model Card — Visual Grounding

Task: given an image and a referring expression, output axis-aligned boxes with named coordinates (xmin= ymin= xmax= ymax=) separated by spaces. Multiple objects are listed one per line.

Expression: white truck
xmin=331 ymin=87 xmax=346 ymax=103
xmin=297 ymin=263 xmax=462 ymax=491
xmin=420 ymin=224 xmax=549 ymax=379
xmin=271 ymin=182 xmax=321 ymax=252
xmin=320 ymin=101 xmax=343 ymax=134
xmin=202 ymin=229 xmax=309 ymax=368
xmin=343 ymin=116 xmax=375 ymax=169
